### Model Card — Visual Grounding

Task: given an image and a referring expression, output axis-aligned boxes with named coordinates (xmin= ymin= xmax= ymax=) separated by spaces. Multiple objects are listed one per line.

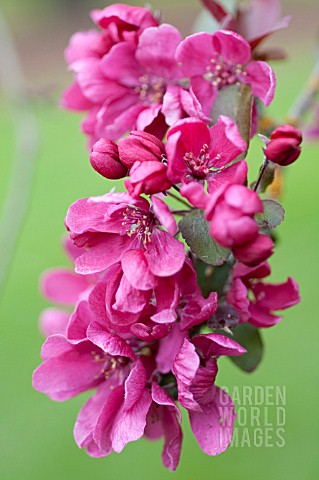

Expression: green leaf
xmin=179 ymin=211 xmax=230 ymax=266
xmin=229 ymin=323 xmax=263 ymax=373
xmin=256 ymin=199 xmax=285 ymax=228
xmin=210 ymin=83 xmax=252 ymax=152
xmin=195 ymin=259 xmax=231 ymax=297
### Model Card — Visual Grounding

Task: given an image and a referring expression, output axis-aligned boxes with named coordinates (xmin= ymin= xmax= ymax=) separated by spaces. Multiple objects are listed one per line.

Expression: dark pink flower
xmin=95 ymin=24 xmax=184 ymax=140
xmin=172 ymin=334 xmax=246 ymax=454
xmin=205 ymin=184 xmax=274 ymax=266
xmin=34 ymin=321 xmax=183 ymax=470
xmin=65 ymin=192 xmax=185 ymax=278
xmin=227 ymin=262 xmax=300 ymax=327
xmin=264 ymin=125 xmax=302 ymax=166
xmin=166 ymin=115 xmax=247 ymax=207
xmin=176 ymin=30 xmax=276 ymax=117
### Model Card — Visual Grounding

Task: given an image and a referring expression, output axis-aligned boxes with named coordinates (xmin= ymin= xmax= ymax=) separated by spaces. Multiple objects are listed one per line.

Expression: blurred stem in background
xmin=0 ymin=10 xmax=40 ymax=304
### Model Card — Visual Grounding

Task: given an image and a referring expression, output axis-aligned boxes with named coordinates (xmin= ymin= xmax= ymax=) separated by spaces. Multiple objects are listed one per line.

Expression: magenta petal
xmin=180 ymin=291 xmax=218 ymax=330
xmin=243 ymin=61 xmax=276 ymax=106
xmin=87 ymin=322 xmax=136 ymax=360
xmin=75 ymin=234 xmax=133 ymax=274
xmin=248 ymin=304 xmax=281 ymax=328
xmin=151 ymin=383 xmax=182 ymax=471
xmin=33 ymin=337 xmax=101 ymax=401
xmin=172 ymin=337 xmax=201 ymax=411
xmin=192 ymin=333 xmax=247 ymax=357
xmin=93 ymin=384 xmax=125 ymax=454
xmin=136 ymin=24 xmax=183 ymax=81
xmin=189 ymin=386 xmax=235 ymax=455
xmin=41 ymin=268 xmax=88 ymax=305
xmin=212 ymin=30 xmax=251 ymax=65
xmin=100 ymin=42 xmax=142 ymax=86
xmin=191 ymin=76 xmax=217 ymax=117
xmin=111 ymin=360 xmax=152 ymax=452
xmin=207 ymin=161 xmax=248 ymax=195
xmin=233 ymin=234 xmax=274 ymax=266
xmin=114 ymin=273 xmax=149 ymax=313
xmin=252 ymin=277 xmax=300 ymax=311
xmin=151 ymin=196 xmax=177 ymax=236
xmin=180 ymin=182 xmax=208 ymax=209
xmin=74 ymin=382 xmax=113 ymax=455
xmin=61 ymin=82 xmax=93 ymax=111
xmin=130 ymin=322 xmax=170 ymax=342
xmin=209 ymin=115 xmax=247 ymax=167
xmin=67 ymin=299 xmax=95 ymax=344
xmin=156 ymin=324 xmax=186 ymax=374
xmin=162 ymin=85 xmax=183 ymax=126
xmin=176 ymin=33 xmax=214 ymax=77
xmin=145 ymin=230 xmax=185 ymax=277
xmin=121 ymin=249 xmax=156 ymax=291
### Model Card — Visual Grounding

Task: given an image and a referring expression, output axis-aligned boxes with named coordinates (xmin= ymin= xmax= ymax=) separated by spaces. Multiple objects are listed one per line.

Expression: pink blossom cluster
xmin=33 ymin=1 xmax=302 ymax=471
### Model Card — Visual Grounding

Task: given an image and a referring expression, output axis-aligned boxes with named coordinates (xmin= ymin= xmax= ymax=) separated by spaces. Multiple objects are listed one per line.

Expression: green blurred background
xmin=0 ymin=0 xmax=318 ymax=479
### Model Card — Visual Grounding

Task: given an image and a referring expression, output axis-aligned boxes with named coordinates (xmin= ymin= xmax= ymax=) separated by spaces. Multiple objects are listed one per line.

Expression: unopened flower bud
xmin=264 ymin=125 xmax=302 ymax=166
xmin=90 ymin=138 xmax=128 ymax=179
xmin=118 ymin=131 xmax=166 ymax=168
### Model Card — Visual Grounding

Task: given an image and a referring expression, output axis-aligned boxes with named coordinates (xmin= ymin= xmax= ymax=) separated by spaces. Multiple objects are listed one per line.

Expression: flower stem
xmin=253 ymin=157 xmax=269 ymax=193
xmin=167 ymin=190 xmax=192 ymax=208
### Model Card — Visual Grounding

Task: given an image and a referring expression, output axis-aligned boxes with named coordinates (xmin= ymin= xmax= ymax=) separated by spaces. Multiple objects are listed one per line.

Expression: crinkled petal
xmin=145 ymin=230 xmax=185 ymax=277
xmin=189 ymin=386 xmax=235 ymax=455
xmin=242 ymin=61 xmax=276 ymax=107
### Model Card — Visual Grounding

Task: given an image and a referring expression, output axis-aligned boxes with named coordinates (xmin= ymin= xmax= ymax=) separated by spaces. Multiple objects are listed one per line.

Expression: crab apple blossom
xmin=205 ymin=183 xmax=274 ymax=266
xmin=227 ymin=262 xmax=300 ymax=327
xmin=176 ymin=29 xmax=276 ymax=117
xmin=33 ymin=322 xmax=182 ymax=470
xmin=33 ymin=0 xmax=304 ymax=471
xmin=166 ymin=115 xmax=247 ymax=207
xmin=65 ymin=192 xmax=185 ymax=277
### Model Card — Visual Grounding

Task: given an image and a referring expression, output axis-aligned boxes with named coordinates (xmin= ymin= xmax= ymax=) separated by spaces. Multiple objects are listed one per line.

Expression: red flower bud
xmin=264 ymin=125 xmax=302 ymax=166
xmin=118 ymin=131 xmax=166 ymax=168
xmin=90 ymin=138 xmax=128 ymax=179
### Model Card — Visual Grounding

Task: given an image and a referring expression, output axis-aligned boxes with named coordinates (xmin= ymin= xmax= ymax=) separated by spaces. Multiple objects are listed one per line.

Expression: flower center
xmin=184 ymin=144 xmax=222 ymax=180
xmin=204 ymin=54 xmax=246 ymax=88
xmin=91 ymin=350 xmax=127 ymax=381
xmin=137 ymin=74 xmax=166 ymax=104
xmin=122 ymin=206 xmax=155 ymax=245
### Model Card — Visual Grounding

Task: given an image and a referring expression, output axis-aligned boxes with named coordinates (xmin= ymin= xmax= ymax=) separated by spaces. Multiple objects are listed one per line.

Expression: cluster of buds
xmin=33 ymin=1 xmax=302 ymax=471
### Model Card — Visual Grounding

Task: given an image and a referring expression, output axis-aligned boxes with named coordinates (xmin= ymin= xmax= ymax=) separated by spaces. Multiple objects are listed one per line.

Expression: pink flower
xmin=264 ymin=125 xmax=302 ymax=166
xmin=166 ymin=115 xmax=247 ymax=207
xmin=172 ymin=333 xmax=246 ymax=455
xmin=95 ymin=24 xmax=184 ymax=140
xmin=63 ymin=21 xmax=186 ymax=144
xmin=87 ymin=257 xmax=216 ymax=338
xmin=227 ymin=262 xmax=300 ymax=327
xmin=176 ymin=30 xmax=276 ymax=117
xmin=205 ymin=184 xmax=274 ymax=266
xmin=65 ymin=192 xmax=185 ymax=278
xmin=33 ymin=321 xmax=182 ymax=470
